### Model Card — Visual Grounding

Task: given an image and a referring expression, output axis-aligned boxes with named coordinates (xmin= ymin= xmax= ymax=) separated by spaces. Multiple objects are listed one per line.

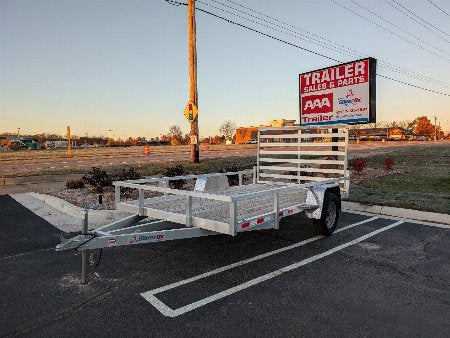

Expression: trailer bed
xmin=119 ymin=183 xmax=309 ymax=223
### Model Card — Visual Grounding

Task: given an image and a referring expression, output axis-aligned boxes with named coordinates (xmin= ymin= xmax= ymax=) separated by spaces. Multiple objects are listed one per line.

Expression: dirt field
xmin=0 ymin=140 xmax=448 ymax=177
xmin=0 ymin=144 xmax=257 ymax=177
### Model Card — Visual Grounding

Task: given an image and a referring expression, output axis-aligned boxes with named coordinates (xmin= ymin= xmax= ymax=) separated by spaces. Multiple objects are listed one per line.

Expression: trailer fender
xmin=305 ymin=184 xmax=341 ymax=219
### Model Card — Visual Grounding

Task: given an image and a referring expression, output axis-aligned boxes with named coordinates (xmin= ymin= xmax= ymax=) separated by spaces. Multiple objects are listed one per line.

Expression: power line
xmin=385 ymin=0 xmax=450 ymax=43
xmin=197 ymin=6 xmax=340 ymax=63
xmin=376 ymin=74 xmax=449 ymax=96
xmin=330 ymin=0 xmax=450 ymax=59
xmin=216 ymin=0 xmax=363 ymax=57
xmin=390 ymin=0 xmax=449 ymax=37
xmin=217 ymin=0 xmax=448 ymax=87
xmin=197 ymin=7 xmax=450 ymax=97
xmin=164 ymin=0 xmax=450 ymax=96
xmin=222 ymin=0 xmax=448 ymax=87
xmin=426 ymin=0 xmax=450 ymax=17
xmin=203 ymin=0 xmax=448 ymax=87
xmin=351 ymin=0 xmax=450 ymax=57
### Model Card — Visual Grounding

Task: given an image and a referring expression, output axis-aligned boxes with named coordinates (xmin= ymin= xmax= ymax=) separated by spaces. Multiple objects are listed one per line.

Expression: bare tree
xmin=169 ymin=125 xmax=182 ymax=140
xmin=219 ymin=120 xmax=236 ymax=141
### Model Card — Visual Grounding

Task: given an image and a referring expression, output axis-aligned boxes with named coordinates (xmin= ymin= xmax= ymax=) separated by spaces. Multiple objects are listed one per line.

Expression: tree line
xmin=350 ymin=116 xmax=445 ymax=138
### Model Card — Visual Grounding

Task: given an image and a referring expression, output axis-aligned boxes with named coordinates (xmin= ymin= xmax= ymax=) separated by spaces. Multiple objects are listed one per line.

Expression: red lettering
xmin=300 ymin=59 xmax=369 ymax=94
xmin=302 ymin=93 xmax=333 ymax=114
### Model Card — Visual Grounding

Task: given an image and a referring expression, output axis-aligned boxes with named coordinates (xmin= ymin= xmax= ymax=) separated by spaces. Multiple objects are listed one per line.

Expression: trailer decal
xmin=130 ymin=234 xmax=165 ymax=244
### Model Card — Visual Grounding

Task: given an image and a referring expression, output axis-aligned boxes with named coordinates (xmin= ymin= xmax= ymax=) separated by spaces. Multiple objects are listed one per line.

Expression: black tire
xmin=313 ymin=192 xmax=339 ymax=236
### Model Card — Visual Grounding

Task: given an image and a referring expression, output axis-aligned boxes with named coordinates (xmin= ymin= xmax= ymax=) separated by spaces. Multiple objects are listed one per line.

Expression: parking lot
xmin=1 ymin=195 xmax=449 ymax=337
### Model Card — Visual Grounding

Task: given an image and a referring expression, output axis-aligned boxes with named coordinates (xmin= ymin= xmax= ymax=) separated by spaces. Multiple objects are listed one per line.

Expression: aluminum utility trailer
xmin=57 ymin=125 xmax=350 ymax=279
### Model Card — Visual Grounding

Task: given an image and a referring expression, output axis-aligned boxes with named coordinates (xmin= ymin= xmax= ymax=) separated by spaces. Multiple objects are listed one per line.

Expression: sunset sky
xmin=1 ymin=0 xmax=449 ymax=139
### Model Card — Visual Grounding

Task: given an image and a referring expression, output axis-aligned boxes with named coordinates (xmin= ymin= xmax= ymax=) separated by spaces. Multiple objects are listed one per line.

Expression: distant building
xmin=0 ymin=135 xmax=40 ymax=149
xmin=45 ymin=139 xmax=68 ymax=149
xmin=268 ymin=119 xmax=296 ymax=127
xmin=349 ymin=127 xmax=412 ymax=140
xmin=0 ymin=134 xmax=15 ymax=147
xmin=235 ymin=119 xmax=296 ymax=144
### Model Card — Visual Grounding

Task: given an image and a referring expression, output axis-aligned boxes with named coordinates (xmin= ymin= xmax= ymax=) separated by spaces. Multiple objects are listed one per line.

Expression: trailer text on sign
xmin=299 ymin=58 xmax=376 ymax=126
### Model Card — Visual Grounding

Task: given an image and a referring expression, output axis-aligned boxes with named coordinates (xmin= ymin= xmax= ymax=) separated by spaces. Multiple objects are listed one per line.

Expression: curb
xmin=27 ymin=192 xmax=130 ymax=224
xmin=342 ymin=201 xmax=450 ymax=225
xmin=0 ymin=177 xmax=16 ymax=186
xmin=0 ymin=174 xmax=84 ymax=186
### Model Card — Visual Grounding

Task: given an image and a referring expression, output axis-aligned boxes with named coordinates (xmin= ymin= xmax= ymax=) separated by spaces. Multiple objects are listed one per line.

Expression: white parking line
xmin=141 ymin=217 xmax=383 ymax=317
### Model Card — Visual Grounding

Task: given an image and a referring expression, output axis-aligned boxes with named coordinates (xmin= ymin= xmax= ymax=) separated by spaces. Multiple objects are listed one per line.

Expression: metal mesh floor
xmin=125 ymin=184 xmax=308 ymax=223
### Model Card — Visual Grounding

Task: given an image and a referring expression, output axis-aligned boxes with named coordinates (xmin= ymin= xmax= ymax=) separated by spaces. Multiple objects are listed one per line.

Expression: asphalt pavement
xmin=1 ymin=195 xmax=449 ymax=337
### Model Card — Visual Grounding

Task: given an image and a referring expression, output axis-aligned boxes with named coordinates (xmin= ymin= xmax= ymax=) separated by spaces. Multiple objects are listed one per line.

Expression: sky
xmin=1 ymin=0 xmax=449 ymax=139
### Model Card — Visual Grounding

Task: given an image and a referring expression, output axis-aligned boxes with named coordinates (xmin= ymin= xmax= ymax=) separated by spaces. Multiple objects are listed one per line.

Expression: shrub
xmin=162 ymin=164 xmax=186 ymax=189
xmin=65 ymin=178 xmax=85 ymax=189
xmin=82 ymin=167 xmax=112 ymax=192
xmin=382 ymin=158 xmax=395 ymax=171
xmin=349 ymin=158 xmax=367 ymax=173
xmin=114 ymin=167 xmax=142 ymax=181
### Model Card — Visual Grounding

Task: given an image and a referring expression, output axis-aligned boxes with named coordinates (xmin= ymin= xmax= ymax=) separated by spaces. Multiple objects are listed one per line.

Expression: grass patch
xmin=347 ymin=145 xmax=450 ymax=214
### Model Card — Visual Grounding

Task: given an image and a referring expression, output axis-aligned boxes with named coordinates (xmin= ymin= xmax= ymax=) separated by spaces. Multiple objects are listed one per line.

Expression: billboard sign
xmin=299 ymin=58 xmax=376 ymax=126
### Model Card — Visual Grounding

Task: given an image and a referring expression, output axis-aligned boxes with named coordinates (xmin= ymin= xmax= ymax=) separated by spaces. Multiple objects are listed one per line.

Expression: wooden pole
xmin=67 ymin=125 xmax=72 ymax=157
xmin=188 ymin=0 xmax=199 ymax=163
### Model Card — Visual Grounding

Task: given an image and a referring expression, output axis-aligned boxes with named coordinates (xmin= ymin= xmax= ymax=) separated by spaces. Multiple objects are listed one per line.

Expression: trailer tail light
xmin=241 ymin=222 xmax=250 ymax=229
xmin=278 ymin=211 xmax=284 ymax=217
xmin=256 ymin=217 xmax=265 ymax=224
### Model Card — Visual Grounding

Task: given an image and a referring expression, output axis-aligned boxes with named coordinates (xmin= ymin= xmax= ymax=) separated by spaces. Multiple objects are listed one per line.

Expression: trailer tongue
xmin=56 ymin=125 xmax=349 ymax=281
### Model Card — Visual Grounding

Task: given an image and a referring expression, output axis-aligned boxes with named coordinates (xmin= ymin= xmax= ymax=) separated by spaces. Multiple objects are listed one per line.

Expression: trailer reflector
xmin=241 ymin=222 xmax=250 ymax=229
xmin=256 ymin=218 xmax=265 ymax=224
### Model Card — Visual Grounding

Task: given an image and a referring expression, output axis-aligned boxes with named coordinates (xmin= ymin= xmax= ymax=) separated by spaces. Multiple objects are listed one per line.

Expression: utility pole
xmin=188 ymin=0 xmax=199 ymax=163
xmin=434 ymin=116 xmax=437 ymax=141
xmin=17 ymin=127 xmax=20 ymax=138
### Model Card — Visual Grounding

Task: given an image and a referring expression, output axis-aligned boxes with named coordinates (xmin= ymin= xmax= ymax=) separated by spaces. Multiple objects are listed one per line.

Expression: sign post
xmin=66 ymin=125 xmax=72 ymax=158
xmin=299 ymin=58 xmax=376 ymax=126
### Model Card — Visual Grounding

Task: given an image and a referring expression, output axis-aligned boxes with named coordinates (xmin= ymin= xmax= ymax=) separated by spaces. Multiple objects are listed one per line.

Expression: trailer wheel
xmin=313 ymin=192 xmax=339 ymax=236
